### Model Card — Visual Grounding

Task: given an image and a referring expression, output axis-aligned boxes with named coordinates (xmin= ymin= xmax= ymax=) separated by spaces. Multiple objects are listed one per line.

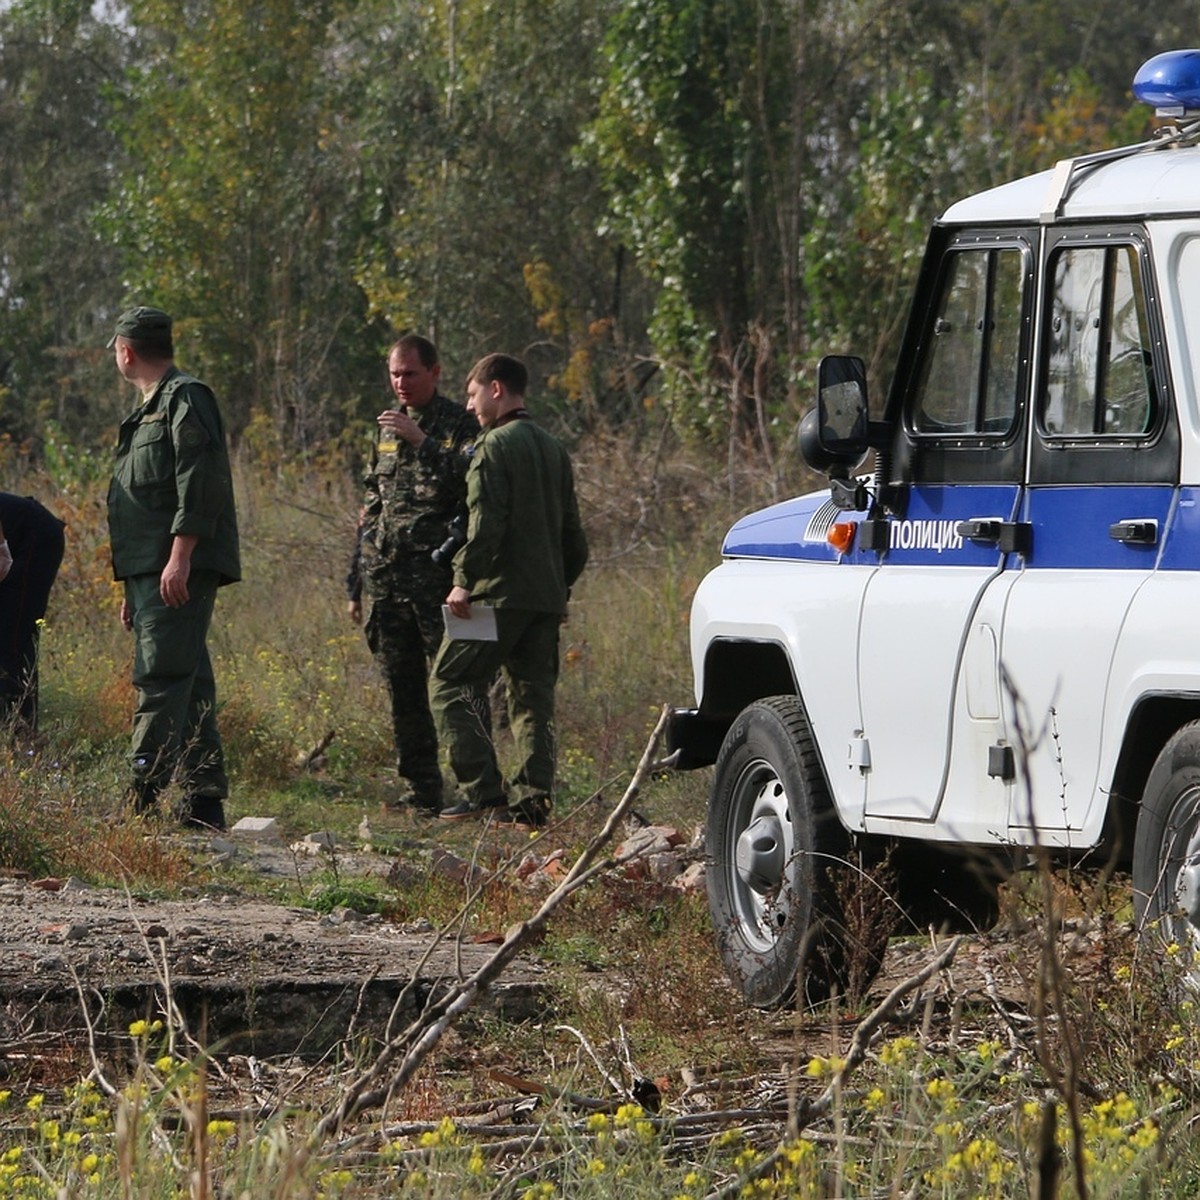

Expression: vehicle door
xmin=858 ymin=229 xmax=1033 ymax=828
xmin=999 ymin=228 xmax=1178 ymax=838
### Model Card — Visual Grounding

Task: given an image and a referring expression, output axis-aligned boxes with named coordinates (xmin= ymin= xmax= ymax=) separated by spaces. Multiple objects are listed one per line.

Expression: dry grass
xmin=7 ymin=435 xmax=1200 ymax=1194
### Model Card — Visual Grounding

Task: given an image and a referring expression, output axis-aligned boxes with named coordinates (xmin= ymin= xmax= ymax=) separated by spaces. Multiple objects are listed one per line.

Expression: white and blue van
xmin=670 ymin=50 xmax=1200 ymax=1007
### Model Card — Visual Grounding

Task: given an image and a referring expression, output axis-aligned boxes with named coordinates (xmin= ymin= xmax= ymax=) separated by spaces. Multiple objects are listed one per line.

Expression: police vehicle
xmin=669 ymin=50 xmax=1200 ymax=1008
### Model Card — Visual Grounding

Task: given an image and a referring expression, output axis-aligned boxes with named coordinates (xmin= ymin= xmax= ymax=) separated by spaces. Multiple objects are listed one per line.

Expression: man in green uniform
xmin=346 ymin=334 xmax=478 ymax=814
xmin=107 ymin=306 xmax=240 ymax=830
xmin=432 ymin=353 xmax=588 ymax=829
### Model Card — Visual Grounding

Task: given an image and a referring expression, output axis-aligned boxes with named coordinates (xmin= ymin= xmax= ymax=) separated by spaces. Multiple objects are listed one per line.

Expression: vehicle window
xmin=912 ymin=247 xmax=1023 ymax=437
xmin=1042 ymin=244 xmax=1155 ymax=437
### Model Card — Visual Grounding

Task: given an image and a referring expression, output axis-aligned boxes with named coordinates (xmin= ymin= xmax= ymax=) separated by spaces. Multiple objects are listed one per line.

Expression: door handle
xmin=956 ymin=518 xmax=1031 ymax=554
xmin=956 ymin=518 xmax=1003 ymax=542
xmin=1109 ymin=519 xmax=1158 ymax=546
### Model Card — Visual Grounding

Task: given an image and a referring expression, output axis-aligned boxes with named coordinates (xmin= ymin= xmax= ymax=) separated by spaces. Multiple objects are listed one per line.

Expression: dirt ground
xmin=0 ymin=819 xmax=1096 ymax=1037
xmin=0 ymin=828 xmax=550 ymax=1062
xmin=0 ymin=815 xmax=1131 ymax=1147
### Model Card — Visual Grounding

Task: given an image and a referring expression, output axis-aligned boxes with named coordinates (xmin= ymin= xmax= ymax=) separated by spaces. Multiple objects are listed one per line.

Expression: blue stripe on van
xmin=1022 ymin=486 xmax=1172 ymax=569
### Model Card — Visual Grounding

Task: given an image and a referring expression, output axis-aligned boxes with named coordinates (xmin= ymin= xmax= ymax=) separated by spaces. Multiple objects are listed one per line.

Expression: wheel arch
xmin=1107 ymin=693 xmax=1200 ymax=863
xmin=701 ymin=637 xmax=799 ymax=715
xmin=669 ymin=638 xmax=801 ymax=769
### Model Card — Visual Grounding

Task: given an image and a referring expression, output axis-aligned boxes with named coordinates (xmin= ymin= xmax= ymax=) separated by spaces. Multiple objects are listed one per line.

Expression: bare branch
xmin=701 ymin=935 xmax=961 ymax=1200
xmin=310 ymin=705 xmax=673 ymax=1144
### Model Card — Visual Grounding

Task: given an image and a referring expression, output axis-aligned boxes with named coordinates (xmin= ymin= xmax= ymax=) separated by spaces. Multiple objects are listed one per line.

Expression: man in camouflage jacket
xmin=347 ymin=334 xmax=478 ymax=813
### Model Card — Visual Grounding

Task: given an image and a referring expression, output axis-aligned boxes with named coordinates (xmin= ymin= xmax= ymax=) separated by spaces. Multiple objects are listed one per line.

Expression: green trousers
xmin=431 ymin=608 xmax=560 ymax=808
xmin=125 ymin=570 xmax=229 ymax=802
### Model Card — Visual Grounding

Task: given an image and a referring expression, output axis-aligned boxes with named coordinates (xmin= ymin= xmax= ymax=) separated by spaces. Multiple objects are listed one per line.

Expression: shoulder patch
xmin=180 ymin=421 xmax=209 ymax=448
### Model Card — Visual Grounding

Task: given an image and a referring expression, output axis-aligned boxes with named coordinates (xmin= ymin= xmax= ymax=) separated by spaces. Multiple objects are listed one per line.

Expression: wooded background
xmin=0 ymin=0 xmax=1190 ymax=470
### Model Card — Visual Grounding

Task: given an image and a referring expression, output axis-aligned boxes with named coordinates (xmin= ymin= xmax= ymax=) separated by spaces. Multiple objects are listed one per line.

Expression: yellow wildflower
xmin=804 ymin=1054 xmax=845 ymax=1078
xmin=975 ymin=1039 xmax=1004 ymax=1063
xmin=926 ymin=1078 xmax=959 ymax=1112
xmin=879 ymin=1036 xmax=918 ymax=1066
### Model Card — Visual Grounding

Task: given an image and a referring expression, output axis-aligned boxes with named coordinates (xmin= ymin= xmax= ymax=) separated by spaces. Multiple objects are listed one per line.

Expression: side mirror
xmin=817 ymin=355 xmax=869 ymax=457
xmin=799 ymin=356 xmax=870 ymax=475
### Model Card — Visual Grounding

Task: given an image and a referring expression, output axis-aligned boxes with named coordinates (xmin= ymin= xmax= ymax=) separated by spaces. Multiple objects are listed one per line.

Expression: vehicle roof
xmin=941 ymin=141 xmax=1200 ymax=225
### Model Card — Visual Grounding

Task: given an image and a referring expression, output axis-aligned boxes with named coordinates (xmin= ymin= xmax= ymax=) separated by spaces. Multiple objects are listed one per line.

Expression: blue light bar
xmin=1133 ymin=49 xmax=1200 ymax=115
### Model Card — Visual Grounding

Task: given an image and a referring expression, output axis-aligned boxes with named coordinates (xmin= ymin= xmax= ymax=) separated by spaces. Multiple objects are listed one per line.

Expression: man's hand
xmin=120 ymin=598 xmax=133 ymax=631
xmin=445 ymin=584 xmax=472 ymax=619
xmin=160 ymin=534 xmax=199 ymax=607
xmin=347 ymin=599 xmax=362 ymax=624
xmin=378 ymin=409 xmax=427 ymax=448
xmin=0 ymin=540 xmax=11 ymax=583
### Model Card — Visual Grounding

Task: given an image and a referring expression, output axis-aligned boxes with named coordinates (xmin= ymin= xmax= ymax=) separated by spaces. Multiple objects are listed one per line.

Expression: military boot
xmin=181 ymin=795 xmax=227 ymax=832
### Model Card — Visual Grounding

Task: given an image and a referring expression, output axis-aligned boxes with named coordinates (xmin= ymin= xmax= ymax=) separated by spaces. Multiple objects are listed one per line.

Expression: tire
xmin=706 ymin=696 xmax=856 ymax=1009
xmin=1133 ymin=721 xmax=1200 ymax=974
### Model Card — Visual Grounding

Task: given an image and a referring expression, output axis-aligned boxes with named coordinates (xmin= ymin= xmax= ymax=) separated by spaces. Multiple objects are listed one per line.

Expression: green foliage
xmin=98 ymin=0 xmax=384 ymax=446
xmin=38 ymin=421 xmax=111 ymax=492
xmin=0 ymin=761 xmax=54 ymax=875
xmin=585 ymin=0 xmax=770 ymax=435
xmin=7 ymin=982 xmax=1200 ymax=1195
xmin=1 ymin=0 xmax=1194 ymax=462
xmin=803 ymin=61 xmax=967 ymax=389
xmin=335 ymin=0 xmax=626 ymax=418
xmin=589 ymin=0 xmax=755 ymax=296
xmin=0 ymin=0 xmax=128 ymax=449
xmin=304 ymin=869 xmax=392 ymax=915
xmin=0 ymin=1026 xmax=332 ymax=1197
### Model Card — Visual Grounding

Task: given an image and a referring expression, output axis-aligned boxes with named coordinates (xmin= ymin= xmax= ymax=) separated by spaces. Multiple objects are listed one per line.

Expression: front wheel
xmin=1133 ymin=721 xmax=1200 ymax=980
xmin=706 ymin=696 xmax=856 ymax=1009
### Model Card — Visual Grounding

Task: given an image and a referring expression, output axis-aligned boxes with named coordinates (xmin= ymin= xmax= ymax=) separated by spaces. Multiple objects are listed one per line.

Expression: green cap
xmin=107 ymin=306 xmax=172 ymax=348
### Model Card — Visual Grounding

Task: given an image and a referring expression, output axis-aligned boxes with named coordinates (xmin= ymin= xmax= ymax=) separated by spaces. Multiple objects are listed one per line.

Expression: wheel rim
xmin=726 ymin=757 xmax=797 ymax=954
xmin=1164 ymin=785 xmax=1200 ymax=957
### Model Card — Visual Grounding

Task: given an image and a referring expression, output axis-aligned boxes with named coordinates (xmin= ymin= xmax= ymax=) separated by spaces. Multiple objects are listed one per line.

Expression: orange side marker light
xmin=827 ymin=522 xmax=856 ymax=554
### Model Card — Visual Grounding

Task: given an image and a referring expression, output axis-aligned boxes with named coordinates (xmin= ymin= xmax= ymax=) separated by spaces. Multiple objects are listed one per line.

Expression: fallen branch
xmin=810 ymin=934 xmax=962 ymax=1121
xmin=309 ymin=704 xmax=673 ymax=1144
xmin=328 ymin=1102 xmax=795 ymax=1167
xmin=485 ymin=1067 xmax=616 ymax=1114
xmin=295 ymin=729 xmax=336 ymax=771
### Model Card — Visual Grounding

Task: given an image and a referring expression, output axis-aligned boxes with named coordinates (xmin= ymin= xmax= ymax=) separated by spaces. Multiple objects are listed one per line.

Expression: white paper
xmin=442 ymin=602 xmax=498 ymax=641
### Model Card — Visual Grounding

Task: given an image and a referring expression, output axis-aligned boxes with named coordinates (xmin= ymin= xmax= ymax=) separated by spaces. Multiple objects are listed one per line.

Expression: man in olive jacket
xmin=432 ymin=353 xmax=588 ymax=828
xmin=106 ymin=306 xmax=240 ymax=830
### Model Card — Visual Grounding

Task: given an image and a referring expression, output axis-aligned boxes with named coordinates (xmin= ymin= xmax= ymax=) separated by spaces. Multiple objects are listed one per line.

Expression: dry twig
xmin=701 ymin=935 xmax=962 ymax=1200
xmin=309 ymin=705 xmax=673 ymax=1145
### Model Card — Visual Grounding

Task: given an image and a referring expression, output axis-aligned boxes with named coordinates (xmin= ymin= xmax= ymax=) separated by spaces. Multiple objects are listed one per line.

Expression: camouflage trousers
xmin=430 ymin=608 xmax=560 ymax=808
xmin=364 ymin=578 xmax=447 ymax=798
